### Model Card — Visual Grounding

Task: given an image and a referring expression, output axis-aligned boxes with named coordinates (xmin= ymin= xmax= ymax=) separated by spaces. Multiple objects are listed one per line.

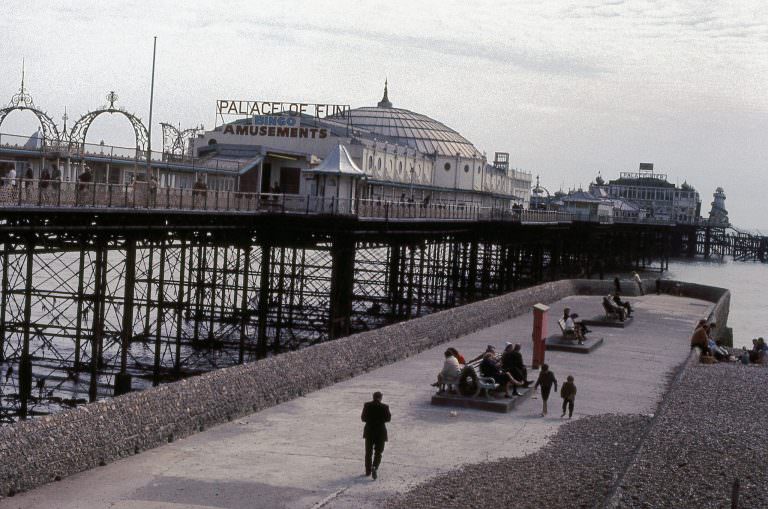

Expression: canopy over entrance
xmin=303 ymin=144 xmax=364 ymax=177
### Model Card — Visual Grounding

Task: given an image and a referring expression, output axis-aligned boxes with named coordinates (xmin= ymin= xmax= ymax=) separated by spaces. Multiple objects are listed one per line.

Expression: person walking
xmin=560 ymin=375 xmax=577 ymax=418
xmin=534 ymin=363 xmax=558 ymax=416
xmin=361 ymin=391 xmax=391 ymax=480
xmin=633 ymin=271 xmax=644 ymax=295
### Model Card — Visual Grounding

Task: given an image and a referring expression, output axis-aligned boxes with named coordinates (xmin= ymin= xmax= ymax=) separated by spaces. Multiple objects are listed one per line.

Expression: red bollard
xmin=531 ymin=303 xmax=549 ymax=369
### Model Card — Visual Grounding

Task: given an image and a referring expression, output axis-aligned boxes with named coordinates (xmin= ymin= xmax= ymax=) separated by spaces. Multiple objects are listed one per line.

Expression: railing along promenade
xmin=0 ymin=132 xmax=243 ymax=173
xmin=0 ymin=178 xmax=689 ymax=227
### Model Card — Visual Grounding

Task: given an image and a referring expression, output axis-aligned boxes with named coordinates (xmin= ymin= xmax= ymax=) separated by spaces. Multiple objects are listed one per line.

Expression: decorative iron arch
xmin=69 ymin=92 xmax=149 ymax=155
xmin=160 ymin=122 xmax=201 ymax=157
xmin=0 ymin=72 xmax=61 ymax=146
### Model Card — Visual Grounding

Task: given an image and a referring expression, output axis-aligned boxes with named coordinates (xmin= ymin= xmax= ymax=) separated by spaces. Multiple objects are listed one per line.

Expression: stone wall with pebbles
xmin=0 ymin=278 xmax=728 ymax=497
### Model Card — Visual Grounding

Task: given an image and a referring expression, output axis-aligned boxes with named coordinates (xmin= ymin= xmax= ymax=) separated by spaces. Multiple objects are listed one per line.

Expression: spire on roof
xmin=377 ymin=79 xmax=392 ymax=108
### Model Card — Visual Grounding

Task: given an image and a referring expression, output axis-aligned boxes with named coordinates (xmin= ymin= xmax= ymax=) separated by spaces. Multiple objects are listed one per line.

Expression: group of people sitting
xmin=744 ymin=337 xmax=768 ymax=364
xmin=602 ymin=293 xmax=633 ymax=321
xmin=434 ymin=343 xmax=533 ymax=397
xmin=690 ymin=320 xmax=730 ymax=362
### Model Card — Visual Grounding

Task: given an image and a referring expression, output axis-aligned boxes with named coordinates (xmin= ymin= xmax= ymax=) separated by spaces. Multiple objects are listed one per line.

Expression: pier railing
xmin=0 ymin=179 xmax=686 ymax=226
xmin=0 ymin=132 xmax=243 ymax=173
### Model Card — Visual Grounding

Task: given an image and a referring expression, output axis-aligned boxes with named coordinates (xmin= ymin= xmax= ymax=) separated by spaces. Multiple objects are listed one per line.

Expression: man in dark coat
xmin=506 ymin=343 xmax=532 ymax=386
xmin=361 ymin=391 xmax=391 ymax=479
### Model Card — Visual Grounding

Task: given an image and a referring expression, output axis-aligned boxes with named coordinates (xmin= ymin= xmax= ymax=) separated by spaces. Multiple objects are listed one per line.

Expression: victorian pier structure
xmin=0 ymin=200 xmax=692 ymax=422
xmin=0 ymin=80 xmax=760 ymax=423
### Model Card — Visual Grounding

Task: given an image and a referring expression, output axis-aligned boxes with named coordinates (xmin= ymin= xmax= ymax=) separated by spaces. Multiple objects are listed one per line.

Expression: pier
xmin=0 ymin=187 xmax=690 ymax=422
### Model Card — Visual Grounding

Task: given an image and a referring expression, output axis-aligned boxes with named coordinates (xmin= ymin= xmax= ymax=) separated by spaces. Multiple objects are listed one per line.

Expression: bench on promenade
xmin=547 ymin=318 xmax=605 ymax=353
xmin=431 ymin=354 xmax=532 ymax=413
xmin=581 ymin=300 xmax=634 ymax=329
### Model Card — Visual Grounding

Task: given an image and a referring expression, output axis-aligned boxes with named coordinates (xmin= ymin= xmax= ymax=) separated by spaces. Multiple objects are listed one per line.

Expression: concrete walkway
xmin=0 ymin=294 xmax=711 ymax=509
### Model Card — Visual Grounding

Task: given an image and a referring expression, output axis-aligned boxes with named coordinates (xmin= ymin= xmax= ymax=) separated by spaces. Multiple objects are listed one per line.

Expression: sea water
xmin=664 ymin=259 xmax=767 ymax=348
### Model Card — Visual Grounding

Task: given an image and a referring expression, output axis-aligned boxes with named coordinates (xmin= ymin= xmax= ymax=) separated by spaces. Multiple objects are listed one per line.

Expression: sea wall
xmin=0 ymin=278 xmax=728 ymax=497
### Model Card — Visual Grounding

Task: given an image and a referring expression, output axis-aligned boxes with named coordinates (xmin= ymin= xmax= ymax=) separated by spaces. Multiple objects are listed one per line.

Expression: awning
xmin=303 ymin=144 xmax=364 ymax=177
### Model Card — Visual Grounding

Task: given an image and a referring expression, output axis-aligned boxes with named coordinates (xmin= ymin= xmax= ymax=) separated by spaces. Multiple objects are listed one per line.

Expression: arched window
xmin=476 ymin=165 xmax=481 ymax=174
xmin=377 ymin=158 xmax=382 ymax=170
xmin=464 ymin=164 xmax=470 ymax=173
xmin=398 ymin=161 xmax=403 ymax=174
xmin=444 ymin=162 xmax=451 ymax=171
xmin=368 ymin=155 xmax=373 ymax=170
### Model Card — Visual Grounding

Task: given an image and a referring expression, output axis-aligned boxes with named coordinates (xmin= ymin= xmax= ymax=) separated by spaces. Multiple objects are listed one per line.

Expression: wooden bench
xmin=602 ymin=299 xmax=625 ymax=321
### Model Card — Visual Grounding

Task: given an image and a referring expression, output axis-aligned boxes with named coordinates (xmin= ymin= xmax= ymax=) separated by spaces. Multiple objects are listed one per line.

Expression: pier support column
xmin=89 ymin=243 xmax=107 ymax=403
xmin=467 ymin=239 xmax=478 ymax=300
xmin=152 ymin=240 xmax=167 ymax=386
xmin=329 ymin=236 xmax=355 ymax=339
xmin=256 ymin=244 xmax=271 ymax=358
xmin=174 ymin=240 xmax=187 ymax=373
xmin=238 ymin=245 xmax=251 ymax=364
xmin=386 ymin=243 xmax=401 ymax=315
xmin=0 ymin=243 xmax=9 ymax=362
xmin=115 ymin=238 xmax=136 ymax=396
xmin=19 ymin=243 xmax=34 ymax=419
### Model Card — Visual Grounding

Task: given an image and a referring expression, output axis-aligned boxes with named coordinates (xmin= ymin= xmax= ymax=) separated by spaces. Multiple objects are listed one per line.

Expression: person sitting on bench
xmin=612 ymin=293 xmax=633 ymax=318
xmin=602 ymin=295 xmax=626 ymax=321
xmin=690 ymin=320 xmax=709 ymax=351
xmin=564 ymin=307 xmax=591 ymax=335
xmin=502 ymin=342 xmax=532 ymax=387
xmin=436 ymin=349 xmax=462 ymax=393
xmin=467 ymin=344 xmax=496 ymax=364
xmin=480 ymin=352 xmax=521 ymax=397
xmin=564 ymin=313 xmax=586 ymax=345
xmin=447 ymin=347 xmax=466 ymax=365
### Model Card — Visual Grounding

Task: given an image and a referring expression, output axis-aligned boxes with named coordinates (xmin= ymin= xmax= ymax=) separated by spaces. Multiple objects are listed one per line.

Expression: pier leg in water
xmin=329 ymin=236 xmax=355 ymax=339
xmin=115 ymin=238 xmax=136 ymax=396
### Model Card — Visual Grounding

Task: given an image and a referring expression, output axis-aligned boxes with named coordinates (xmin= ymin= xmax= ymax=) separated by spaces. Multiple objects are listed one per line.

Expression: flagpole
xmin=146 ymin=36 xmax=157 ymax=181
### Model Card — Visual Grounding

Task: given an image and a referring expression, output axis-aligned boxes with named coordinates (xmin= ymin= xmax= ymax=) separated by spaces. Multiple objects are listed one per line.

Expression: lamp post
xmin=146 ymin=36 xmax=157 ymax=182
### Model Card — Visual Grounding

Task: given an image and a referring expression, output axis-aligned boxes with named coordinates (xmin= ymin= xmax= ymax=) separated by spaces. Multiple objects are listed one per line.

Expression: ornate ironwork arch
xmin=0 ymin=106 xmax=61 ymax=147
xmin=69 ymin=92 xmax=149 ymax=155
xmin=161 ymin=122 xmax=201 ymax=157
xmin=0 ymin=66 xmax=61 ymax=146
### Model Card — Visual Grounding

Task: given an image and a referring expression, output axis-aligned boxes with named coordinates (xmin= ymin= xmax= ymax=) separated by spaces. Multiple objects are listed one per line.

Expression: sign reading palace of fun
xmin=217 ymin=100 xmax=350 ymax=119
xmin=217 ymin=100 xmax=350 ymax=140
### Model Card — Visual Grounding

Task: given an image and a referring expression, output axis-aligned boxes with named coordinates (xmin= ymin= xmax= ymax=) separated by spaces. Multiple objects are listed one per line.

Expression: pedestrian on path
xmin=361 ymin=391 xmax=391 ymax=480
xmin=534 ymin=363 xmax=557 ymax=416
xmin=561 ymin=375 xmax=577 ymax=419
xmin=633 ymin=271 xmax=644 ymax=295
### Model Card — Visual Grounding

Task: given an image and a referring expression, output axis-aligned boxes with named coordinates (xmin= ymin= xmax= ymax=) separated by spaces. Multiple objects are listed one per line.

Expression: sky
xmin=1 ymin=0 xmax=767 ymax=228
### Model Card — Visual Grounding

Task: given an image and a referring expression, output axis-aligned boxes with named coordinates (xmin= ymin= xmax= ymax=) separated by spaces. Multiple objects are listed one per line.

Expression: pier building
xmin=589 ymin=163 xmax=701 ymax=223
xmin=194 ymin=83 xmax=532 ymax=208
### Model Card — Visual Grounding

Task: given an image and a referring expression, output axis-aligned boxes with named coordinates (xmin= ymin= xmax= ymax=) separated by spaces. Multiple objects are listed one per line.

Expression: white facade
xmin=192 ymin=88 xmax=532 ymax=207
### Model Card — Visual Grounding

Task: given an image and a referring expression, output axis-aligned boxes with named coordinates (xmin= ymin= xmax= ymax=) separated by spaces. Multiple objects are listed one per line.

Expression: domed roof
xmin=347 ymin=83 xmax=482 ymax=159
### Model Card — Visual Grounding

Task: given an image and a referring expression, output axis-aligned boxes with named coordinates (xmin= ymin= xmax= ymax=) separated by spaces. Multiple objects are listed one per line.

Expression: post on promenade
xmin=531 ymin=303 xmax=549 ymax=369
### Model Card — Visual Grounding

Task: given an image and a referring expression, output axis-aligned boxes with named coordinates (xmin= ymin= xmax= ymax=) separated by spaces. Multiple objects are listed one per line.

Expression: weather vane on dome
xmin=106 ymin=91 xmax=119 ymax=109
xmin=9 ymin=59 xmax=35 ymax=108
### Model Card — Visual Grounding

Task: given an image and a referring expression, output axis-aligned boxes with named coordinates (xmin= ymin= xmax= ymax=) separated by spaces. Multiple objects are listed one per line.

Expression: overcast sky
xmin=1 ymin=0 xmax=767 ymax=228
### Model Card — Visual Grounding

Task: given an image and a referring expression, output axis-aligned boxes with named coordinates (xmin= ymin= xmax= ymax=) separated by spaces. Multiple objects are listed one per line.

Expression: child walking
xmin=560 ymin=375 xmax=577 ymax=418
xmin=534 ymin=363 xmax=557 ymax=416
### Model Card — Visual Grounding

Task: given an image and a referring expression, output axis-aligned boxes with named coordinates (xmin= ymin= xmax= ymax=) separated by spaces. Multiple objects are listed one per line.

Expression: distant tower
xmin=377 ymin=79 xmax=392 ymax=108
xmin=708 ymin=187 xmax=729 ymax=226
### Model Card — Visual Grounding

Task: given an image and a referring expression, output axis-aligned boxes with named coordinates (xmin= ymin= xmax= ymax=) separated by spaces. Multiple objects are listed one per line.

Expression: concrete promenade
xmin=0 ymin=293 xmax=711 ymax=509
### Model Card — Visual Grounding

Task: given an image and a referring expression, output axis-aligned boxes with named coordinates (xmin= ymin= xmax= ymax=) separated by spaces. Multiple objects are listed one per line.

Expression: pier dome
xmin=347 ymin=82 xmax=482 ymax=159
